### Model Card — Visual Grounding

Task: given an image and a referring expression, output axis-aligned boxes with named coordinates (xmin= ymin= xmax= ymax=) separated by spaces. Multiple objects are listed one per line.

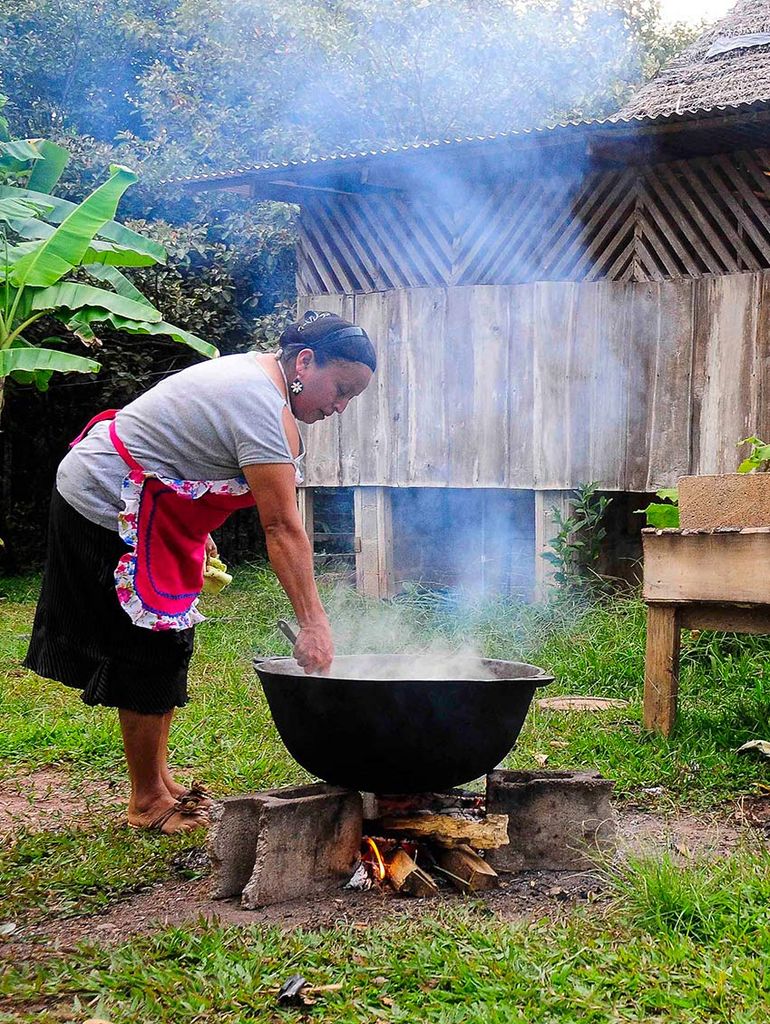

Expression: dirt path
xmin=1 ymin=768 xmax=765 ymax=966
xmin=0 ymin=767 xmax=127 ymax=836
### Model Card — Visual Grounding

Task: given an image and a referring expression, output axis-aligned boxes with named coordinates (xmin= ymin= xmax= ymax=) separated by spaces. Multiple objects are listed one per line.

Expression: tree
xmin=0 ymin=103 xmax=215 ymax=418
xmin=125 ymin=0 xmax=698 ymax=172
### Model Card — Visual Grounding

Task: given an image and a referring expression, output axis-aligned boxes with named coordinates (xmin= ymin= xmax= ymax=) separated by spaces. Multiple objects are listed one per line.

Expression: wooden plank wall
xmin=298 ymin=270 xmax=770 ymax=491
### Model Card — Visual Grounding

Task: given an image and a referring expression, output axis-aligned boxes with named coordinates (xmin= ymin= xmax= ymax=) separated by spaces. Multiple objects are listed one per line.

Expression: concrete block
xmin=679 ymin=474 xmax=770 ymax=530
xmin=485 ymin=770 xmax=615 ymax=872
xmin=208 ymin=796 xmax=263 ymax=899
xmin=209 ymin=784 xmax=362 ymax=908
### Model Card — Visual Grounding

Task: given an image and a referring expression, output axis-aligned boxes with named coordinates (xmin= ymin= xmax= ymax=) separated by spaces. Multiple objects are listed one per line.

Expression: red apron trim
xmin=69 ymin=409 xmax=119 ymax=448
xmin=108 ymin=419 xmax=143 ymax=472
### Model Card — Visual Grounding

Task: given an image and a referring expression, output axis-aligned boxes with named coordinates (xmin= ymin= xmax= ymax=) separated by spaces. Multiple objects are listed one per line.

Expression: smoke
xmin=313 ymin=581 xmax=495 ymax=677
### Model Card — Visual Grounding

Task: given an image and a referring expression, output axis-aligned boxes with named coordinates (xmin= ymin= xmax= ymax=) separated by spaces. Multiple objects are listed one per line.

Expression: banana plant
xmin=0 ymin=109 xmax=217 ymax=418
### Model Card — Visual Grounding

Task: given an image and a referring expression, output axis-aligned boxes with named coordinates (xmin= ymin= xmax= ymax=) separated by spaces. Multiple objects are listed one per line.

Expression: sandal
xmin=128 ymin=798 xmax=209 ymax=835
xmin=179 ymin=780 xmax=214 ymax=809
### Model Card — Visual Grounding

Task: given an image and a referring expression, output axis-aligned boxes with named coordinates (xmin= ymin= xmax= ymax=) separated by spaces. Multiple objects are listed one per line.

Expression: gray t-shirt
xmin=57 ymin=353 xmax=303 ymax=530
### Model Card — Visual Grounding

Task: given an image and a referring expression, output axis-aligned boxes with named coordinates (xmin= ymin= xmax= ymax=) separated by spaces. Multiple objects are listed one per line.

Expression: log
xmin=376 ymin=813 xmax=509 ymax=849
xmin=433 ymin=844 xmax=499 ymax=893
xmin=385 ymin=848 xmax=438 ymax=897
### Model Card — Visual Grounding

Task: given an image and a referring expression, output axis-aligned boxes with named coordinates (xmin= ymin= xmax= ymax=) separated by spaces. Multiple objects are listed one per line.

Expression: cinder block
xmin=485 ymin=770 xmax=615 ymax=872
xmin=209 ymin=784 xmax=362 ymax=908
xmin=679 ymin=474 xmax=770 ymax=530
xmin=208 ymin=796 xmax=263 ymax=899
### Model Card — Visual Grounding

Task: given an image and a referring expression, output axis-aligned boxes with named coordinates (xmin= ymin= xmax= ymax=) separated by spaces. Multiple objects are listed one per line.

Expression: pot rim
xmin=253 ymin=654 xmax=554 ymax=686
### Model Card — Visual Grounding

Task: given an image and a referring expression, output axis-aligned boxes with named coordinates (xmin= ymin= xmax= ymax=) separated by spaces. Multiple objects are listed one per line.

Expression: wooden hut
xmin=175 ymin=0 xmax=770 ymax=599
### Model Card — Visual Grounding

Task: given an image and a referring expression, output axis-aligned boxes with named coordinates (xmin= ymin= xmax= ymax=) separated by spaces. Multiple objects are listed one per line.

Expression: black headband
xmin=290 ymin=325 xmax=367 ymax=347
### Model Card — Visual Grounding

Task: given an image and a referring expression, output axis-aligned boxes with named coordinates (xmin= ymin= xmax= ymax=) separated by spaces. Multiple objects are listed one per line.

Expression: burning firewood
xmin=376 ymin=813 xmax=509 ymax=849
xmin=433 ymin=844 xmax=500 ymax=893
xmin=385 ymin=848 xmax=438 ymax=898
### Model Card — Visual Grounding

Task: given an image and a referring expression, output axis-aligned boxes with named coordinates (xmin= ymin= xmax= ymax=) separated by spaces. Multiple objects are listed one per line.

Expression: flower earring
xmin=290 ymin=378 xmax=304 ymax=395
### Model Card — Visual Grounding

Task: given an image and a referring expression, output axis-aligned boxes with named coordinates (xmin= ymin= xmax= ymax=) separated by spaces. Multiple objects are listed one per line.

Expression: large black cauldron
xmin=253 ymin=655 xmax=552 ymax=793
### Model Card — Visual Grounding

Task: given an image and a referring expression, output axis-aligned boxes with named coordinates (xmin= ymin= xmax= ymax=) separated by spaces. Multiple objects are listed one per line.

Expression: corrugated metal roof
xmin=162 ymin=99 xmax=770 ymax=187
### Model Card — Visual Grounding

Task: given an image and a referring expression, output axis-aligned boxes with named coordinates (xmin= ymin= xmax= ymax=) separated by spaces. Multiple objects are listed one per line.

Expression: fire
xmin=364 ymin=836 xmax=386 ymax=881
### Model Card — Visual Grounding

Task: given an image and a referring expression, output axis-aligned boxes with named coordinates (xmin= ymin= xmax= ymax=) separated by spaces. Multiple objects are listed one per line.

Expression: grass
xmin=2 ymin=569 xmax=770 ymax=1022
xmin=3 ymin=852 xmax=770 ymax=1023
xmin=1 ymin=823 xmax=205 ymax=921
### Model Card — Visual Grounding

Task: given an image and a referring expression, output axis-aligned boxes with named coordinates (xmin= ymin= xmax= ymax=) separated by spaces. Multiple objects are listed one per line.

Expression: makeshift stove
xmin=209 ymin=771 xmax=615 ymax=909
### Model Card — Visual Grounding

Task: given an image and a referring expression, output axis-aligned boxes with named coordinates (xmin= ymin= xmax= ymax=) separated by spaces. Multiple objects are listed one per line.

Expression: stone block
xmin=209 ymin=784 xmax=362 ymax=908
xmin=208 ymin=796 xmax=263 ymax=899
xmin=485 ymin=770 xmax=615 ymax=872
xmin=678 ymin=474 xmax=770 ymax=530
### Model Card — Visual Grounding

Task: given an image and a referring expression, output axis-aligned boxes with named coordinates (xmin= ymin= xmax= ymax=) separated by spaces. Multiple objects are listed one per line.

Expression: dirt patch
xmin=0 ymin=768 xmax=127 ymax=837
xmin=616 ymin=805 xmax=748 ymax=860
xmin=2 ymin=800 xmax=762 ymax=965
xmin=2 ymin=864 xmax=607 ymax=964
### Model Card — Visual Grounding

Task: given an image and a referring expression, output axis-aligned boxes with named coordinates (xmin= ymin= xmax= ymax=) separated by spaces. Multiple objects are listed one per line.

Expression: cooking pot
xmin=253 ymin=653 xmax=553 ymax=794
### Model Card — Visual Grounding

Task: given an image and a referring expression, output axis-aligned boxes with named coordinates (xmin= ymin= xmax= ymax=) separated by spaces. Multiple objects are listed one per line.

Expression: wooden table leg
xmin=643 ymin=603 xmax=681 ymax=736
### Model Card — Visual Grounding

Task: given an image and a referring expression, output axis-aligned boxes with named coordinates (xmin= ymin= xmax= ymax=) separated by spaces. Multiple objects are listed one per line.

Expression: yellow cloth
xmin=202 ymin=554 xmax=232 ymax=594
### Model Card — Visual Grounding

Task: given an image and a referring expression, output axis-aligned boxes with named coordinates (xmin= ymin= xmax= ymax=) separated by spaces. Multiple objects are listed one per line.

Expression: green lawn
xmin=2 ymin=569 xmax=770 ymax=1023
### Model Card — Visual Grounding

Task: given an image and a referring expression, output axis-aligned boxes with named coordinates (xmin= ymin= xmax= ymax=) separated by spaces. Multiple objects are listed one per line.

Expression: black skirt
xmin=24 ymin=489 xmax=194 ymax=714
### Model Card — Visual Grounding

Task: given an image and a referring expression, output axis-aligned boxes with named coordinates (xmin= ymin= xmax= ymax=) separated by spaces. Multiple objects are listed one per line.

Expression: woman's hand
xmin=205 ymin=534 xmax=218 ymax=560
xmin=294 ymin=621 xmax=334 ymax=675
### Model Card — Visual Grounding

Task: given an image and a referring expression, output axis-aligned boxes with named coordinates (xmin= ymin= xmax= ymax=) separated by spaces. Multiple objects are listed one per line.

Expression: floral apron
xmin=70 ymin=410 xmax=255 ymax=632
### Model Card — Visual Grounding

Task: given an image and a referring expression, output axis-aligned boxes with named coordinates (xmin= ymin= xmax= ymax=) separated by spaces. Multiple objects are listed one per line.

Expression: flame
xmin=364 ymin=837 xmax=386 ymax=881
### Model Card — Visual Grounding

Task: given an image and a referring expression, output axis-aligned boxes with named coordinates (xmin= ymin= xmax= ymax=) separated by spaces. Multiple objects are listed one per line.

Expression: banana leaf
xmin=1 ymin=231 xmax=158 ymax=271
xmin=6 ymin=217 xmax=51 ymax=240
xmin=0 ymin=185 xmax=166 ymax=264
xmin=83 ymin=264 xmax=154 ymax=306
xmin=0 ymin=241 xmax=39 ymax=270
xmin=0 ymin=345 xmax=100 ymax=378
xmin=60 ymin=305 xmax=217 ymax=358
xmin=10 ymin=165 xmax=138 ymax=288
xmin=0 ymin=139 xmax=41 ymax=172
xmin=0 ymin=95 xmax=10 ymax=142
xmin=5 ymin=337 xmax=56 ymax=390
xmin=7 ymin=365 xmax=54 ymax=390
xmin=82 ymin=238 xmax=158 ymax=268
xmin=0 ymin=195 xmax=53 ymax=225
xmin=26 ymin=140 xmax=69 ymax=194
xmin=114 ymin=318 xmax=218 ymax=359
xmin=0 ymin=284 xmax=32 ymax=322
xmin=32 ymin=281 xmax=163 ymax=322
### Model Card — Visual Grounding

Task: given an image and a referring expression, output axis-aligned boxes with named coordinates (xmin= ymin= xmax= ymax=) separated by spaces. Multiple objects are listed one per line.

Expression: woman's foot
xmin=127 ymin=792 xmax=208 ymax=835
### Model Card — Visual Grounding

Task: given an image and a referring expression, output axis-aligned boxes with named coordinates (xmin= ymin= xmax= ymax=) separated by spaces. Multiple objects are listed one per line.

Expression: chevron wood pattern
xmin=295 ymin=148 xmax=770 ymax=293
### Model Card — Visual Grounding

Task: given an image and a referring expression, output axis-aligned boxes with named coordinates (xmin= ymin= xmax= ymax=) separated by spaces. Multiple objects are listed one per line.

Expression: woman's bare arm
xmin=243 ymin=462 xmax=333 ymax=673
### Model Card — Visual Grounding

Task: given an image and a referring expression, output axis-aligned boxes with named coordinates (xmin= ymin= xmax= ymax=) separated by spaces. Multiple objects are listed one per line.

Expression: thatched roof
xmin=619 ymin=0 xmax=770 ymax=118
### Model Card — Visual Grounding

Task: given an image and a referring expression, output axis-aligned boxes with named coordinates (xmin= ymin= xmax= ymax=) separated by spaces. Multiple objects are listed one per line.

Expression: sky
xmin=658 ymin=0 xmax=734 ymax=25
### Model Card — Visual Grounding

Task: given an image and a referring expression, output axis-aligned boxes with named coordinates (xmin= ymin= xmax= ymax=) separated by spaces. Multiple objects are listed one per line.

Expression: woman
xmin=24 ymin=310 xmax=376 ymax=834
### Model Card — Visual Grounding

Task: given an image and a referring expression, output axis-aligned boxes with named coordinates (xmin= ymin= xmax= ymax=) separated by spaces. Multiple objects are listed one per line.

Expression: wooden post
xmin=353 ymin=487 xmax=394 ymax=599
xmin=297 ymin=486 xmax=314 ymax=550
xmin=534 ymin=490 xmax=573 ymax=602
xmin=643 ymin=604 xmax=681 ymax=736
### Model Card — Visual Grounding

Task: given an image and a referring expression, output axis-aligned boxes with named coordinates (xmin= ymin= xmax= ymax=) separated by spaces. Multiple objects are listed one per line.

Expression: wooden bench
xmin=642 ymin=528 xmax=770 ymax=736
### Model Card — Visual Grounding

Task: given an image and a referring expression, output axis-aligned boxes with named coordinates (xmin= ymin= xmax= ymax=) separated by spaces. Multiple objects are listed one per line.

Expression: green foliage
xmin=737 ymin=436 xmax=770 ymax=474
xmin=120 ymin=0 xmax=698 ymax=173
xmin=635 ymin=487 xmax=680 ymax=528
xmin=0 ymin=0 xmax=700 ymax=380
xmin=0 ymin=133 xmax=216 ymax=413
xmin=542 ymin=482 xmax=613 ymax=595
